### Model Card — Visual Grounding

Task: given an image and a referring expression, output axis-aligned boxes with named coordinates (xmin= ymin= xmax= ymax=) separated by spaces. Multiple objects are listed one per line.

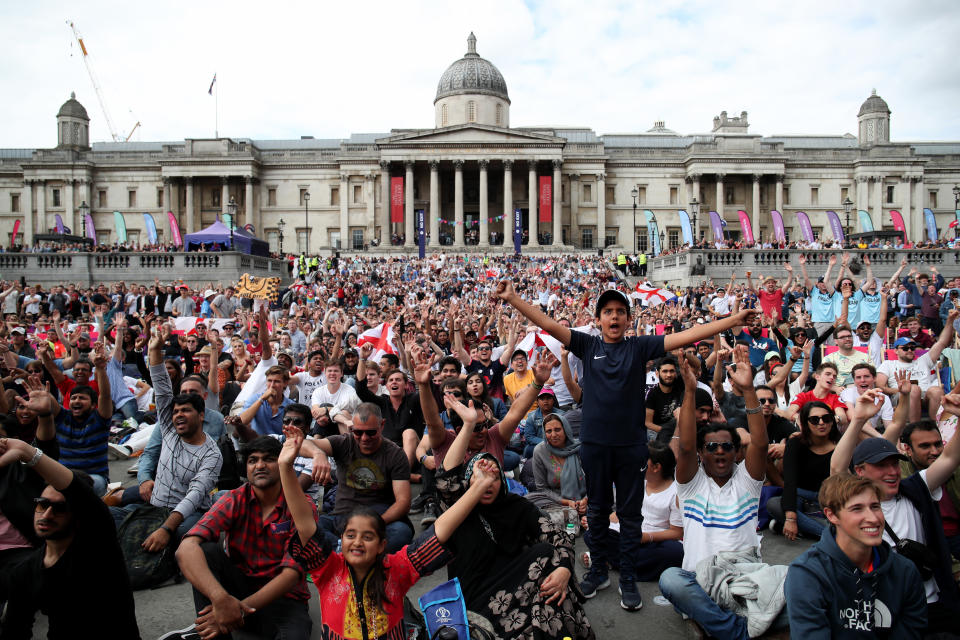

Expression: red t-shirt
xmin=57 ymin=377 xmax=100 ymax=408
xmin=790 ymin=389 xmax=843 ymax=411
xmin=758 ymin=289 xmax=785 ymax=319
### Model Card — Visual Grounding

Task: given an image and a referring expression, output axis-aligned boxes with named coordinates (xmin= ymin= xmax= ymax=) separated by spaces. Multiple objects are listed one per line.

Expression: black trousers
xmin=193 ymin=542 xmax=312 ymax=640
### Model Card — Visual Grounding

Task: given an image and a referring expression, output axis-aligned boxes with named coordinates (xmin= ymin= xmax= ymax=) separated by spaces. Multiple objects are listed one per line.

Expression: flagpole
xmin=215 ymin=78 xmax=219 ymax=138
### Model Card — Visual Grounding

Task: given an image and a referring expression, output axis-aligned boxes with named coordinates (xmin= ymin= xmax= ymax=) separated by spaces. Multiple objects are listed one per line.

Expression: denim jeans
xmin=659 ymin=567 xmax=749 ymax=639
xmin=318 ymin=513 xmax=414 ymax=554
xmin=109 ymin=503 xmax=203 ymax=541
xmin=767 ymin=487 xmax=826 ymax=538
xmin=89 ymin=473 xmax=108 ymax=497
xmin=502 ymin=449 xmax=521 ymax=472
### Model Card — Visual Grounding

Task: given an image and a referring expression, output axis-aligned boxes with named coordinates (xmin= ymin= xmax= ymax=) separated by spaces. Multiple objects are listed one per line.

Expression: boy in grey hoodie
xmin=785 ymin=473 xmax=926 ymax=638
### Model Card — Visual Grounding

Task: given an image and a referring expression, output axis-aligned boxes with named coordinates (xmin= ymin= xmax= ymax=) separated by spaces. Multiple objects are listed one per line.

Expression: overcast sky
xmin=3 ymin=0 xmax=959 ymax=148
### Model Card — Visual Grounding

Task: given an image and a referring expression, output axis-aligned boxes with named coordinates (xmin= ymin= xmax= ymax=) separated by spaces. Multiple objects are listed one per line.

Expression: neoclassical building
xmin=1 ymin=33 xmax=959 ymax=253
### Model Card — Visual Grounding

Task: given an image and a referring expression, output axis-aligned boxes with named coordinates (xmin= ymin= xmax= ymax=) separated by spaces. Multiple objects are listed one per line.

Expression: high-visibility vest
xmin=617 ymin=254 xmax=626 ymax=266
xmin=638 ymin=254 xmax=647 ymax=265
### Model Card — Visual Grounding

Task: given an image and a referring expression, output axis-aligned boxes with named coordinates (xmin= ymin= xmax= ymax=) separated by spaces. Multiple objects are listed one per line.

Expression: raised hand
xmin=532 ymin=351 xmax=559 ymax=385
xmin=829 ymin=254 xmax=837 ymax=267
xmin=863 ymin=254 xmax=871 ymax=266
xmin=444 ymin=396 xmax=482 ymax=427
xmin=789 ymin=345 xmax=802 ymax=360
xmin=279 ymin=425 xmax=304 ymax=467
xmin=725 ymin=346 xmax=754 ymax=390
xmin=783 ymin=262 xmax=793 ymax=273
xmin=943 ymin=393 xmax=960 ymax=417
xmin=495 ymin=280 xmax=516 ymax=302
xmin=853 ymin=388 xmax=885 ymax=421
xmin=948 ymin=308 xmax=959 ymax=324
xmin=797 ymin=254 xmax=806 ymax=266
xmin=678 ymin=353 xmax=697 ymax=389
xmin=894 ymin=369 xmax=912 ymax=396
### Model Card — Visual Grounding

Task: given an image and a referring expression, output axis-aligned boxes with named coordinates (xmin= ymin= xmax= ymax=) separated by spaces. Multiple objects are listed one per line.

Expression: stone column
xmin=916 ymin=176 xmax=926 ymax=239
xmin=752 ymin=174 xmax=761 ymax=242
xmin=365 ymin=173 xmax=376 ymax=247
xmin=454 ymin=160 xmax=465 ymax=247
xmin=221 ymin=177 xmax=230 ymax=217
xmin=503 ymin=160 xmax=513 ymax=243
xmin=22 ymin=180 xmax=33 ymax=247
xmin=479 ymin=160 xmax=489 ymax=247
xmin=691 ymin=174 xmax=702 ymax=240
xmin=552 ymin=160 xmax=562 ymax=246
xmin=339 ymin=173 xmax=349 ymax=249
xmin=244 ymin=177 xmax=254 ymax=229
xmin=169 ymin=180 xmax=178 ymax=219
xmin=903 ymin=177 xmax=913 ymax=242
xmin=185 ymin=178 xmax=195 ymax=234
xmin=429 ymin=161 xmax=440 ymax=248
xmin=873 ymin=175 xmax=884 ymax=230
xmin=716 ymin=174 xmax=726 ymax=224
xmin=570 ymin=174 xmax=580 ymax=246
xmin=37 ymin=181 xmax=46 ymax=235
xmin=164 ymin=178 xmax=172 ymax=217
xmin=775 ymin=175 xmax=784 ymax=215
xmin=404 ymin=162 xmax=414 ymax=248
xmin=596 ymin=173 xmax=606 ymax=249
xmin=855 ymin=176 xmax=867 ymax=230
xmin=528 ymin=162 xmax=539 ymax=247
xmin=65 ymin=180 xmax=75 ymax=234
xmin=379 ymin=161 xmax=390 ymax=243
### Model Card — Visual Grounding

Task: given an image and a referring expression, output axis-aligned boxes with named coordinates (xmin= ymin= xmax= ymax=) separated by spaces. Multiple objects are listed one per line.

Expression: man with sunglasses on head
xmin=298 ymin=402 xmax=413 ymax=553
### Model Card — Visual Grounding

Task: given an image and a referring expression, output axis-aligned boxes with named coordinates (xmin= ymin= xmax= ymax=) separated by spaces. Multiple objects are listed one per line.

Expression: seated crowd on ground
xmin=0 ymin=249 xmax=959 ymax=639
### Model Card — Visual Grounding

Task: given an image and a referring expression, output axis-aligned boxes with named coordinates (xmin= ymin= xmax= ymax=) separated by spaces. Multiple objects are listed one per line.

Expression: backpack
xmin=116 ymin=504 xmax=178 ymax=590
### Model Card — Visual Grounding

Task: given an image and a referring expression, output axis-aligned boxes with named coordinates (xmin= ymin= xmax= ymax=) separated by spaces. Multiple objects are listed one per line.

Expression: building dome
xmin=434 ymin=33 xmax=510 ymax=105
xmin=57 ymin=92 xmax=89 ymax=120
xmin=858 ymin=89 xmax=890 ymax=117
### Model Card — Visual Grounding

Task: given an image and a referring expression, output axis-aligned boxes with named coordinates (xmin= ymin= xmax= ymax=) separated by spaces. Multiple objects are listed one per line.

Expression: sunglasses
xmin=757 ymin=397 xmax=776 ymax=405
xmin=350 ymin=428 xmax=378 ymax=439
xmin=34 ymin=497 xmax=70 ymax=515
xmin=899 ymin=345 xmax=917 ymax=351
xmin=282 ymin=416 xmax=306 ymax=427
xmin=807 ymin=415 xmax=835 ymax=425
xmin=444 ymin=391 xmax=463 ymax=398
xmin=703 ymin=441 xmax=735 ymax=453
xmin=477 ymin=346 xmax=491 ymax=351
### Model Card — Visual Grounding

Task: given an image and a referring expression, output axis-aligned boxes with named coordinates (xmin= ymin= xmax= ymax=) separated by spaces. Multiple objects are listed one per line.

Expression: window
xmin=810 ymin=187 xmax=819 ymax=206
xmin=783 ymin=228 xmax=791 ymax=243
xmin=297 ymin=229 xmax=309 ymax=253
xmin=127 ymin=231 xmax=140 ymax=245
xmin=266 ymin=230 xmax=279 ymax=253
xmin=637 ymin=186 xmax=646 ymax=204
xmin=157 ymin=188 xmax=164 ymax=208
xmin=330 ymin=231 xmax=341 ymax=249
xmin=353 ymin=185 xmax=362 ymax=204
xmin=128 ymin=190 xmax=137 ymax=208
xmin=812 ymin=227 xmax=822 ymax=241
xmin=581 ymin=228 xmax=594 ymax=249
xmin=496 ymin=103 xmax=503 ymax=126
xmin=929 ymin=190 xmax=938 ymax=209
xmin=98 ymin=189 xmax=107 ymax=208
xmin=887 ymin=185 xmax=895 ymax=204
xmin=96 ymin=231 xmax=110 ymax=245
xmin=52 ymin=189 xmax=61 ymax=207
xmin=637 ymin=231 xmax=649 ymax=253
xmin=442 ymin=104 xmax=448 ymax=127
xmin=583 ymin=184 xmax=592 ymax=203
xmin=211 ymin=189 xmax=220 ymax=208
xmin=605 ymin=232 xmax=616 ymax=248
xmin=268 ymin=188 xmax=277 ymax=206
xmin=352 ymin=229 xmax=364 ymax=249
xmin=725 ymin=185 xmax=734 ymax=205
xmin=606 ymin=186 xmax=615 ymax=205
xmin=330 ymin=187 xmax=339 ymax=206
xmin=467 ymin=101 xmax=476 ymax=123
xmin=783 ymin=186 xmax=790 ymax=205
xmin=840 ymin=186 xmax=849 ymax=202
xmin=561 ymin=182 xmax=566 ymax=202
xmin=10 ymin=194 xmax=19 ymax=213
xmin=299 ymin=188 xmax=308 ymax=206
xmin=669 ymin=187 xmax=678 ymax=205
xmin=668 ymin=228 xmax=680 ymax=249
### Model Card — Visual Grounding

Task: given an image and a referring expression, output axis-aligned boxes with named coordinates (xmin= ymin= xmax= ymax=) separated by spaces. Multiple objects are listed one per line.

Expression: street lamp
xmin=303 ymin=191 xmax=310 ymax=253
xmin=278 ymin=218 xmax=285 ymax=254
xmin=689 ymin=197 xmax=700 ymax=245
xmin=78 ymin=200 xmax=90 ymax=247
xmin=842 ymin=196 xmax=854 ymax=245
xmin=953 ymin=185 xmax=960 ymax=240
xmin=227 ymin=197 xmax=238 ymax=250
xmin=631 ymin=186 xmax=639 ymax=255
xmin=659 ymin=230 xmax=666 ymax=253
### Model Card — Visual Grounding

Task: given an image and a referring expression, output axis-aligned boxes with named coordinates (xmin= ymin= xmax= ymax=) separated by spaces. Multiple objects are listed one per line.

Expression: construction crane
xmin=125 ymin=121 xmax=141 ymax=142
xmin=66 ymin=19 xmax=123 ymax=142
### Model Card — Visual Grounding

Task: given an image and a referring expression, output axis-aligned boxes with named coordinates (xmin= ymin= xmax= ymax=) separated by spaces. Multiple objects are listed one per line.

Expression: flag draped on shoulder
xmin=357 ymin=323 xmax=397 ymax=363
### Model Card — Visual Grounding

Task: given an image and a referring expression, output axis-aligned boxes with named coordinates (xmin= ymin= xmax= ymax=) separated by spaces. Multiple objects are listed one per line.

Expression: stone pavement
xmin=32 ymin=458 xmax=812 ymax=639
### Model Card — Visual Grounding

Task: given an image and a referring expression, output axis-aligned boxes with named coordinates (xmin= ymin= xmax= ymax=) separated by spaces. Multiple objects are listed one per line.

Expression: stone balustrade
xmin=0 ymin=252 xmax=289 ymax=287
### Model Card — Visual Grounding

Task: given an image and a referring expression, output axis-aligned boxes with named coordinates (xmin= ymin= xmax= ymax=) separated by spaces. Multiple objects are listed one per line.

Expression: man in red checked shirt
xmin=746 ymin=263 xmax=794 ymax=320
xmin=174 ymin=435 xmax=315 ymax=640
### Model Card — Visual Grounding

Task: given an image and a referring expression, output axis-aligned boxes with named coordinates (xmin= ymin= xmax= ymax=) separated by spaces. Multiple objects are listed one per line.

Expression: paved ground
xmin=31 ymin=458 xmax=812 ymax=639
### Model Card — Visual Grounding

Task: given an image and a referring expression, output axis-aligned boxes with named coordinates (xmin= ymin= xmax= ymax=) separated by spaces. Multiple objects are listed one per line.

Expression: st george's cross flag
xmin=357 ymin=323 xmax=397 ymax=363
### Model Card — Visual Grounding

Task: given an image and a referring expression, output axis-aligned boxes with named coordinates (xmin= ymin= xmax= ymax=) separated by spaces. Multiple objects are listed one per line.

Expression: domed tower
xmin=56 ymin=92 xmax=90 ymax=149
xmin=434 ymin=33 xmax=510 ymax=128
xmin=857 ymin=89 xmax=890 ymax=146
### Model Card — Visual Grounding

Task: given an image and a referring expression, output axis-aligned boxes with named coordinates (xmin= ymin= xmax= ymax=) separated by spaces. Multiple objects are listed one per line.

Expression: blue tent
xmin=183 ymin=219 xmax=269 ymax=256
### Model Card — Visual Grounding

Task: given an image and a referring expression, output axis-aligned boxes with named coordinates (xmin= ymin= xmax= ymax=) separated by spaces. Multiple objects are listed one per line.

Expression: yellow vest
xmin=617 ymin=254 xmax=626 ymax=265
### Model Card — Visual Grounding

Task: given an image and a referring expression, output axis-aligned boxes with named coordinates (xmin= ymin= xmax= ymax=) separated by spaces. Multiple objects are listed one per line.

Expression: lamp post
xmin=689 ymin=197 xmax=700 ymax=245
xmin=659 ymin=230 xmax=665 ymax=254
xmin=227 ymin=197 xmax=238 ymax=250
xmin=953 ymin=185 xmax=960 ymax=240
xmin=303 ymin=191 xmax=310 ymax=253
xmin=278 ymin=218 xmax=285 ymax=254
xmin=842 ymin=196 xmax=854 ymax=245
xmin=631 ymin=185 xmax=639 ymax=255
xmin=78 ymin=200 xmax=89 ymax=247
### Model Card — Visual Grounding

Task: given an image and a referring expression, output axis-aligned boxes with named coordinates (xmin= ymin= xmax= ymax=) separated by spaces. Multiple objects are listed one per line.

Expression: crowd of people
xmin=0 ymin=248 xmax=959 ymax=638
xmin=646 ymin=233 xmax=959 ymax=258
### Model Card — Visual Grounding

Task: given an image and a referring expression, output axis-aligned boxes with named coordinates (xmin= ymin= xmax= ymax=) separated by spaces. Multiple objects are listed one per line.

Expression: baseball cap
xmin=595 ymin=289 xmax=631 ymax=317
xmin=203 ymin=289 xmax=217 ymax=299
xmin=764 ymin=352 xmax=782 ymax=362
xmin=857 ymin=321 xmax=873 ymax=329
xmin=537 ymin=387 xmax=556 ymax=398
xmin=511 ymin=349 xmax=528 ymax=361
xmin=695 ymin=389 xmax=713 ymax=409
xmin=851 ymin=437 xmax=908 ymax=466
xmin=10 ymin=327 xmax=25 ymax=335
xmin=78 ymin=332 xmax=91 ymax=341
xmin=277 ymin=348 xmax=295 ymax=361
xmin=893 ymin=337 xmax=917 ymax=348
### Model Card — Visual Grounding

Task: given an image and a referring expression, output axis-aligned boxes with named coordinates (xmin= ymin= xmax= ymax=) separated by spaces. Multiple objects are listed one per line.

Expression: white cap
xmin=204 ymin=289 xmax=217 ymax=298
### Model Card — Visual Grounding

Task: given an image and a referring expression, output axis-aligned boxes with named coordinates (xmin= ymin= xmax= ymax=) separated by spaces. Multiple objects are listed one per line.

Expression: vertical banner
xmin=736 ymin=210 xmax=755 ymax=244
xmin=708 ymin=211 xmax=724 ymax=243
xmin=923 ymin=208 xmax=938 ymax=243
xmin=113 ymin=211 xmax=128 ymax=243
xmin=167 ymin=211 xmax=183 ymax=247
xmin=825 ymin=210 xmax=845 ymax=243
xmin=416 ymin=209 xmax=425 ymax=258
xmin=11 ymin=220 xmax=20 ymax=245
xmin=143 ymin=213 xmax=158 ymax=244
xmin=770 ymin=210 xmax=786 ymax=243
xmin=390 ymin=177 xmax=404 ymax=224
xmin=54 ymin=214 xmax=65 ymax=235
xmin=538 ymin=176 xmax=552 ymax=222
xmin=513 ymin=207 xmax=522 ymax=255
xmin=857 ymin=209 xmax=875 ymax=233
xmin=796 ymin=211 xmax=814 ymax=243
xmin=85 ymin=213 xmax=96 ymax=241
xmin=890 ymin=210 xmax=908 ymax=243
xmin=677 ymin=210 xmax=693 ymax=245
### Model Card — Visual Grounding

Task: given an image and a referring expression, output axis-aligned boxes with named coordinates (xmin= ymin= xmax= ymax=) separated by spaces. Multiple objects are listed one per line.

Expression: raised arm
xmin=830 ymin=389 xmax=885 ymax=475
xmin=411 ymin=346 xmax=446 ymax=449
xmin=559 ymin=348 xmax=581 ymax=404
xmin=278 ymin=427 xmax=318 ymax=543
xmin=90 ymin=344 xmax=112 ymax=420
xmin=798 ymin=254 xmax=813 ymax=290
xmin=781 ymin=262 xmax=795 ymax=294
xmin=257 ymin=306 xmax=272 ymax=362
xmin=432 ymin=458 xmax=499 ymax=544
xmin=665 ymin=307 xmax=758 ymax=351
xmin=496 ymin=280 xmax=570 ymax=347
xmin=498 ymin=317 xmax=521 ymax=367
xmin=924 ymin=308 xmax=957 ymax=364
xmin=727 ymin=347 xmax=768 ymax=480
xmin=675 ymin=353 xmax=699 ymax=484
xmin=495 ymin=352 xmax=557 ymax=443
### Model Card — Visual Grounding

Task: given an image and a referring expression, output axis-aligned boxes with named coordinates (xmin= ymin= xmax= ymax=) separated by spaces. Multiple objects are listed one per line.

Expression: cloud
xmin=1 ymin=0 xmax=958 ymax=147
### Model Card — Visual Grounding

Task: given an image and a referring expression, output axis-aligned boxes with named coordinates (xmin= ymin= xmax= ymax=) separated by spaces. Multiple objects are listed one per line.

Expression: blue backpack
xmin=418 ymin=578 xmax=469 ymax=640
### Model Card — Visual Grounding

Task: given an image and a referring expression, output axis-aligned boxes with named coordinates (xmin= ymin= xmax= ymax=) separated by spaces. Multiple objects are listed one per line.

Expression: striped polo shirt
xmin=55 ymin=409 xmax=110 ymax=478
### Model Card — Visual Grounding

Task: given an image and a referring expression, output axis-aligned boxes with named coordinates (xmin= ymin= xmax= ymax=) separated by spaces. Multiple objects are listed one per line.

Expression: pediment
xmin=378 ymin=124 xmax=564 ymax=146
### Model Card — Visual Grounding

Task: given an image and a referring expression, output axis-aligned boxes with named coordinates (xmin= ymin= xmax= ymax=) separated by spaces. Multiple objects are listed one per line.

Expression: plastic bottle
xmin=566 ymin=522 xmax=575 ymax=538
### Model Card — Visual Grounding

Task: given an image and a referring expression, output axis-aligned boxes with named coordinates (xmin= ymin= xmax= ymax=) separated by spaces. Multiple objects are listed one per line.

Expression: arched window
xmin=467 ymin=101 xmax=476 ymax=123
xmin=441 ymin=104 xmax=448 ymax=127
xmin=496 ymin=103 xmax=502 ymax=126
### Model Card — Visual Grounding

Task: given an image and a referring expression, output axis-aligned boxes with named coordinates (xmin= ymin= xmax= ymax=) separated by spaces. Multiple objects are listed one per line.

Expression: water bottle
xmin=566 ymin=522 xmax=576 ymax=539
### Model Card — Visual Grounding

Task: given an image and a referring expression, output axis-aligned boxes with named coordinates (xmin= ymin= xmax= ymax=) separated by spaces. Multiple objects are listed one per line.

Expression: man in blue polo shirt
xmin=236 ymin=366 xmax=293 ymax=439
xmin=496 ymin=281 xmax=757 ymax=611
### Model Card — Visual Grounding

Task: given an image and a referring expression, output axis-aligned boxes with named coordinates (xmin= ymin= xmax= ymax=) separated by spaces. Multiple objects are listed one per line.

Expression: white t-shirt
xmin=711 ymin=294 xmax=734 ymax=316
xmin=877 ymin=354 xmax=938 ymax=391
xmin=853 ymin=331 xmax=885 ymax=368
xmin=882 ymin=469 xmax=941 ymax=603
xmin=310 ymin=383 xmax=360 ymax=415
xmin=642 ymin=481 xmax=683 ymax=534
xmin=839 ymin=387 xmax=893 ymax=429
xmin=291 ymin=371 xmax=326 ymax=404
xmin=677 ymin=462 xmax=762 ymax=571
xmin=23 ymin=294 xmax=41 ymax=315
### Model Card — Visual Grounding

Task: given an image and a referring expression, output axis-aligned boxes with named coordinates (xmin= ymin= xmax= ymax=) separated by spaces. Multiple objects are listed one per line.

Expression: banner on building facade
xmin=737 ymin=210 xmax=755 ymax=245
xmin=538 ymin=176 xmax=552 ymax=222
xmin=390 ymin=177 xmax=404 ymax=224
xmin=923 ymin=208 xmax=938 ymax=243
xmin=857 ymin=209 xmax=875 ymax=233
xmin=167 ymin=211 xmax=183 ymax=247
xmin=416 ymin=209 xmax=425 ymax=259
xmin=890 ymin=210 xmax=908 ymax=243
xmin=796 ymin=211 xmax=814 ymax=243
xmin=770 ymin=210 xmax=786 ymax=243
xmin=85 ymin=213 xmax=96 ymax=241
xmin=143 ymin=213 xmax=158 ymax=245
xmin=677 ymin=210 xmax=693 ymax=246
xmin=54 ymin=214 xmax=66 ymax=235
xmin=12 ymin=220 xmax=20 ymax=245
xmin=513 ymin=207 xmax=522 ymax=255
xmin=825 ymin=210 xmax=845 ymax=243
xmin=708 ymin=211 xmax=724 ymax=243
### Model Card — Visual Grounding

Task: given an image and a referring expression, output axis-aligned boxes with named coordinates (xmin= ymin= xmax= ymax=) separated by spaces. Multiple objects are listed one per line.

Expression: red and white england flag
xmin=357 ymin=323 xmax=397 ymax=363
xmin=516 ymin=330 xmax=563 ymax=361
xmin=484 ymin=268 xmax=500 ymax=280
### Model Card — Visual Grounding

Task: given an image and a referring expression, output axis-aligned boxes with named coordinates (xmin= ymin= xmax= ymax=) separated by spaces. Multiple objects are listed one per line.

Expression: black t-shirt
xmin=466 ymin=359 xmax=507 ymax=399
xmin=645 ymin=384 xmax=684 ymax=425
xmin=766 ymin=415 xmax=798 ymax=443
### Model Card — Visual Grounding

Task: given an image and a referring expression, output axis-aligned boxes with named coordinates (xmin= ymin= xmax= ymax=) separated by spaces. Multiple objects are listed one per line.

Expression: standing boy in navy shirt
xmin=496 ymin=281 xmax=756 ymax=611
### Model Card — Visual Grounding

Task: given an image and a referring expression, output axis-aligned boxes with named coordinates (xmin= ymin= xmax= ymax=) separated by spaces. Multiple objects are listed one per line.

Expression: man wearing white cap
xmin=200 ymin=290 xmax=217 ymax=318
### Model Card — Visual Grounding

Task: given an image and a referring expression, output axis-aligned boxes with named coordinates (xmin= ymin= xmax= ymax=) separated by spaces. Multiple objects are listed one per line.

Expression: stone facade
xmin=1 ymin=36 xmax=959 ymax=254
